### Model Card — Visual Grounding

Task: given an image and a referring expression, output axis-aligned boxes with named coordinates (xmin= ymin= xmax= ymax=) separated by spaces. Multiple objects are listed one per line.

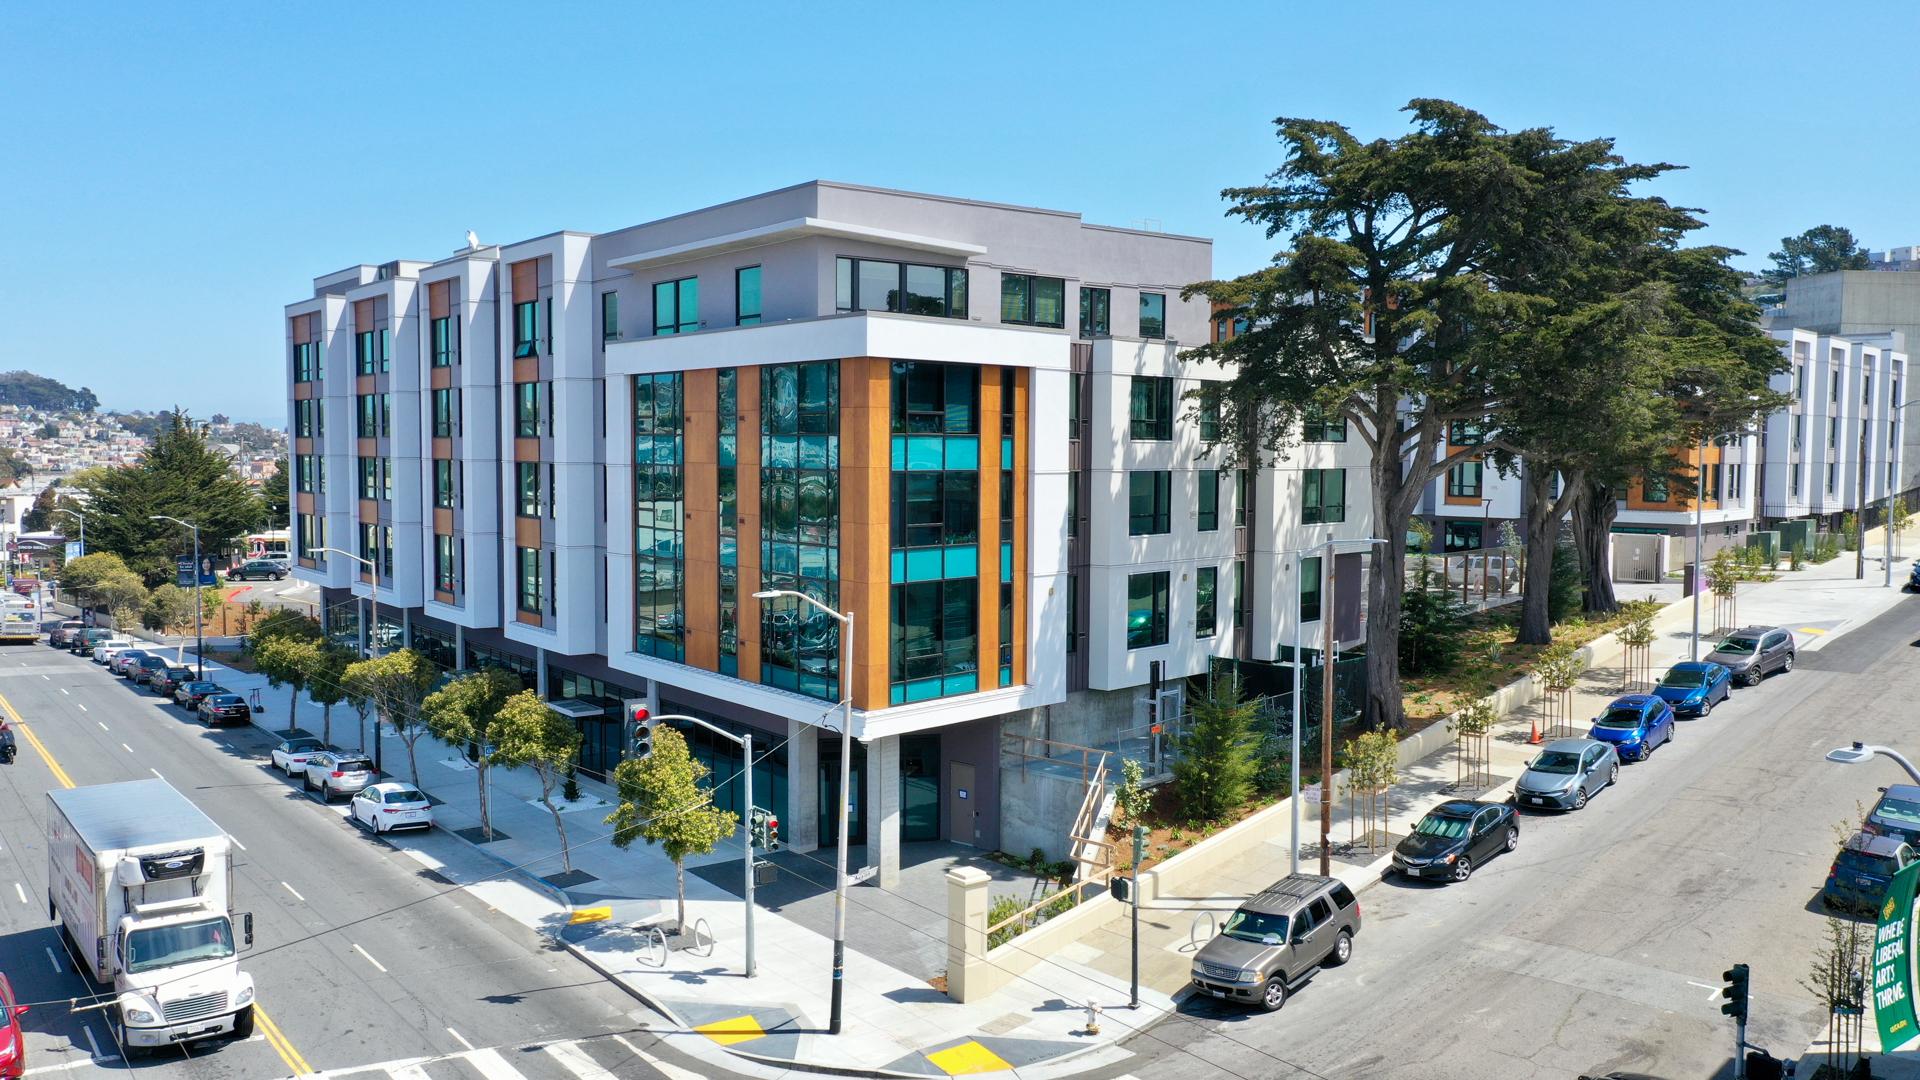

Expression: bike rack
xmin=689 ymin=918 xmax=714 ymax=958
xmin=638 ymin=925 xmax=670 ymax=968
xmin=1188 ymin=911 xmax=1217 ymax=952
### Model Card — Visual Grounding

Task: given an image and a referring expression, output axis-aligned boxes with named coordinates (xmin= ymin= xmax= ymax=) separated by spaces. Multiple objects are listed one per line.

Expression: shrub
xmin=987 ymin=896 xmax=1027 ymax=949
xmin=1114 ymin=758 xmax=1153 ymax=825
xmin=1548 ymin=544 xmax=1583 ymax=624
xmin=1840 ymin=513 xmax=1859 ymax=550
xmin=1399 ymin=587 xmax=1468 ymax=675
xmin=1171 ymin=671 xmax=1260 ymax=824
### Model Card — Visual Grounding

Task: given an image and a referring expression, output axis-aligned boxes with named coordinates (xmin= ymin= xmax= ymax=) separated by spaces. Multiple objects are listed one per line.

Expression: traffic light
xmin=749 ymin=807 xmax=780 ymax=851
xmin=1721 ymin=963 xmax=1749 ymax=1024
xmin=627 ymin=702 xmax=656 ymax=759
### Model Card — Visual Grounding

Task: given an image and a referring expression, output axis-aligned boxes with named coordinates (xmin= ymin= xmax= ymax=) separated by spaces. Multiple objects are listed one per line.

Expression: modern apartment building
xmin=1760 ymin=328 xmax=1906 ymax=528
xmin=287 ymin=182 xmax=1376 ymax=880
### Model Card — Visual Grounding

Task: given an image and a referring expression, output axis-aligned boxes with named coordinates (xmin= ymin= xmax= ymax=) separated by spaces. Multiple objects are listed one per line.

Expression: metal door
xmin=947 ymin=761 xmax=977 ymax=847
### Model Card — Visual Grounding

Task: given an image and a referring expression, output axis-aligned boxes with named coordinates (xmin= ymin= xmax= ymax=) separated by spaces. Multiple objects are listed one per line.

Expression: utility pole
xmin=1319 ymin=545 xmax=1335 ymax=878
xmin=1129 ymin=824 xmax=1144 ymax=1009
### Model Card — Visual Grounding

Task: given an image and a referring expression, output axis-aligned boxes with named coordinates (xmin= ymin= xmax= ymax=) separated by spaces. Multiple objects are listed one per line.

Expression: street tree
xmin=96 ymin=569 xmax=149 ymax=632
xmin=307 ymin=646 xmax=354 ymax=747
xmin=343 ymin=649 xmax=437 ymax=785
xmin=1172 ymin=668 xmax=1260 ymax=824
xmin=421 ymin=668 xmax=523 ymax=841
xmin=1762 ymin=225 xmax=1870 ymax=288
xmin=141 ymin=583 xmax=192 ymax=633
xmin=606 ymin=725 xmax=737 ymax=934
xmin=58 ymin=552 xmax=133 ymax=599
xmin=1184 ymin=100 xmax=1695 ymax=726
xmin=70 ymin=410 xmax=265 ymax=585
xmin=491 ymin=692 xmax=584 ymax=872
xmin=260 ymin=455 xmax=289 ymax=525
xmin=255 ymin=635 xmax=321 ymax=731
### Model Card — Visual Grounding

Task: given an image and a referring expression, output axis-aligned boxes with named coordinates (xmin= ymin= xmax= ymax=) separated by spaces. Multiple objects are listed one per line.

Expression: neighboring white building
xmin=1761 ymin=328 xmax=1906 ymax=525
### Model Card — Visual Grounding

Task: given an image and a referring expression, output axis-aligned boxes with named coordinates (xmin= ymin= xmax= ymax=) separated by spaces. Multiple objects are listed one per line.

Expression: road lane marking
xmin=1688 ymin=979 xmax=1721 ymax=1000
xmin=58 ymin=687 xmax=66 ymax=695
xmin=281 ymin=881 xmax=305 ymax=903
xmin=95 ymin=722 xmax=105 ymax=731
xmin=24 ymin=1051 xmax=120 ymax=1074
xmin=149 ymin=769 xmax=163 ymax=780
xmin=44 ymin=946 xmax=59 ymax=973
xmin=39 ymin=675 xmax=46 ymax=680
xmin=616 ymin=1037 xmax=706 ymax=1080
xmin=13 ymin=883 xmax=24 ymax=904
xmin=82 ymin=1024 xmax=101 ymax=1060
xmin=74 ymin=703 xmax=85 ymax=712
xmin=120 ymin=743 xmax=131 ymax=754
xmin=446 ymin=1027 xmax=475 ymax=1051
xmin=1 ymin=686 xmax=313 ymax=1077
xmin=352 ymin=943 xmax=386 ymax=973
xmin=546 ymin=1041 xmax=618 ymax=1077
xmin=228 ymin=833 xmax=246 ymax=851
xmin=460 ymin=1048 xmax=521 ymax=1080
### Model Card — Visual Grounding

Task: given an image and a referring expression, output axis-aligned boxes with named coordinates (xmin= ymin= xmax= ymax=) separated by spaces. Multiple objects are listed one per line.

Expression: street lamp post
xmin=1285 ymin=537 xmax=1386 ymax=876
xmin=315 ymin=546 xmax=382 ymax=773
xmin=640 ymin=712 xmax=760 ymax=977
xmin=51 ymin=508 xmax=84 ymax=557
xmin=149 ymin=516 xmax=205 ymax=679
xmin=1826 ymin=741 xmax=1920 ymax=785
xmin=1691 ymin=444 xmax=1706 ymax=662
xmin=751 ymin=588 xmax=853 ymax=1035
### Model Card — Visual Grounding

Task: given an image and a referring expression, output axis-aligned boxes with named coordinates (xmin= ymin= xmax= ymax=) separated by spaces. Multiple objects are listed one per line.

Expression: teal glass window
xmin=736 ymin=267 xmax=761 ymax=326
xmin=1199 ymin=389 xmax=1221 ymax=442
xmin=1129 ymin=471 xmax=1171 ymax=535
xmin=293 ymin=340 xmax=320 ymax=382
xmin=1127 ymin=571 xmax=1170 ymax=649
xmin=432 ymin=388 xmax=456 ymax=438
xmin=601 ymin=292 xmax=619 ymax=342
xmin=435 ymin=535 xmax=457 ymax=592
xmin=514 ymin=301 xmax=538 ymax=358
xmin=1198 ymin=470 xmax=1219 ymax=531
xmin=1196 ymin=566 xmax=1217 ymax=638
xmin=1139 ymin=292 xmax=1166 ymax=339
xmin=1000 ymin=273 xmax=1066 ymax=328
xmin=717 ymin=368 xmax=739 ymax=675
xmin=654 ymin=277 xmax=698 ymax=336
xmin=356 ymin=330 xmax=377 ymax=375
xmin=889 ymin=579 xmax=978 ymax=695
xmin=1305 ymin=408 xmax=1347 ymax=443
xmin=760 ymin=361 xmax=840 ymax=700
xmin=517 ymin=462 xmax=540 ymax=517
xmin=1129 ymin=377 xmax=1174 ymax=440
xmin=432 ymin=317 xmax=454 ymax=366
xmin=515 ymin=382 xmax=542 ymax=437
xmin=836 ymin=257 xmax=967 ymax=319
xmin=1446 ymin=461 xmax=1482 ymax=499
xmin=1303 ymin=468 xmax=1346 ymax=524
xmin=517 ymin=546 xmax=542 ymax=613
xmin=1300 ymin=556 xmax=1322 ymax=623
xmin=434 ymin=459 xmax=455 ymax=509
xmin=1079 ymin=287 xmax=1110 ymax=337
xmin=634 ymin=372 xmax=685 ymax=661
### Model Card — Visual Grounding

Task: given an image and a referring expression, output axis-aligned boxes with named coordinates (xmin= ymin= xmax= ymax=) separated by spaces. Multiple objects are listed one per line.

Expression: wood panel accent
xmin=513 ymin=359 xmax=539 ymax=383
xmin=976 ymin=373 xmax=1003 ymax=692
xmin=430 ymin=366 xmax=452 ymax=390
xmin=515 ymin=517 xmax=542 ymax=549
xmin=516 ymin=609 xmax=543 ymax=627
xmin=356 ymin=375 xmax=376 ymax=396
xmin=1012 ymin=368 xmax=1029 ymax=686
xmin=295 ymin=494 xmax=313 ymax=515
xmin=511 ymin=260 xmax=537 ymax=302
xmin=735 ymin=366 xmax=762 ymax=684
xmin=683 ymin=369 xmax=720 ymax=670
xmin=357 ymin=438 xmax=376 ymax=459
xmin=515 ymin=437 xmax=541 ymax=463
xmin=434 ymin=509 xmax=453 ymax=534
xmin=291 ymin=313 xmax=311 ymax=340
xmin=359 ymin=499 xmax=378 ymax=521
xmin=432 ymin=438 xmax=452 ymax=459
xmin=838 ymin=357 xmax=892 ymax=713
xmin=436 ymin=590 xmax=456 ymax=605
xmin=428 ymin=281 xmax=450 ymax=320
xmin=353 ymin=298 xmax=374 ymax=328
xmin=294 ymin=438 xmax=311 ymax=455
xmin=293 ymin=382 xmax=316 ymax=401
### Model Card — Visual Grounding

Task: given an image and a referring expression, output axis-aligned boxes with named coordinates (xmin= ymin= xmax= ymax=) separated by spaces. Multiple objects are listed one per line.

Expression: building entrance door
xmin=947 ymin=761 xmax=977 ymax=847
xmin=900 ymin=735 xmax=940 ymax=842
xmin=819 ymin=738 xmax=866 ymax=848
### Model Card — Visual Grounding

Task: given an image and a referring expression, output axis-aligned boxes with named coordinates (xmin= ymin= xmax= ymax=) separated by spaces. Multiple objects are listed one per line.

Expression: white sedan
xmin=349 ymin=783 xmax=433 ymax=834
xmin=270 ymin=735 xmax=325 ymax=775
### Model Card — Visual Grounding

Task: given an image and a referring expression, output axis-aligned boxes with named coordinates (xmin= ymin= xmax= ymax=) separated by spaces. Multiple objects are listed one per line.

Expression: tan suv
xmin=1189 ymin=874 xmax=1361 ymax=1011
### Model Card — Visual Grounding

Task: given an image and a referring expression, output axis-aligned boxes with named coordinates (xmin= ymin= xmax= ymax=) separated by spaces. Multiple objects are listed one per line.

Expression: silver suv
xmin=1189 ymin=874 xmax=1360 ymax=1012
xmin=1704 ymin=625 xmax=1795 ymax=686
xmin=302 ymin=751 xmax=377 ymax=803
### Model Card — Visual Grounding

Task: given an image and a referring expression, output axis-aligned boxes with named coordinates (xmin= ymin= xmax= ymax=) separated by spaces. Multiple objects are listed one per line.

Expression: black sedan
xmin=173 ymin=681 xmax=226 ymax=708
xmin=197 ymin=693 xmax=251 ymax=726
xmin=1391 ymin=800 xmax=1519 ymax=883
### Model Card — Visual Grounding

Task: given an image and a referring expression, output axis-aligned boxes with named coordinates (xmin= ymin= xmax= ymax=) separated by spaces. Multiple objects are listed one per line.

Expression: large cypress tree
xmin=74 ymin=410 xmax=266 ymax=585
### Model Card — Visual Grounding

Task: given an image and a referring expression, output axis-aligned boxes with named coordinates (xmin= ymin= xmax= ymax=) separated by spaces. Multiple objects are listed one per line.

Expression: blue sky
xmin=5 ymin=2 xmax=1916 ymax=421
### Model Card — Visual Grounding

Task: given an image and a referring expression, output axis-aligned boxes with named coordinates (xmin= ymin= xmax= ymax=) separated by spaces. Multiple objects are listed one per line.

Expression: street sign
xmin=176 ymin=556 xmax=218 ymax=587
xmin=1302 ymin=783 xmax=1322 ymax=805
xmin=1874 ymin=860 xmax=1920 ymax=1050
xmin=63 ymin=542 xmax=82 ymax=561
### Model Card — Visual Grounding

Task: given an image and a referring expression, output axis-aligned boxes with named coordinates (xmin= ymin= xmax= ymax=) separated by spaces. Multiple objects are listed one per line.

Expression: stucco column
xmin=944 ymin=865 xmax=990 ymax=1003
xmin=787 ymin=718 xmax=819 ymax=853
xmin=453 ymin=623 xmax=466 ymax=670
xmin=535 ymin=646 xmax=548 ymax=698
xmin=863 ymin=734 xmax=901 ymax=889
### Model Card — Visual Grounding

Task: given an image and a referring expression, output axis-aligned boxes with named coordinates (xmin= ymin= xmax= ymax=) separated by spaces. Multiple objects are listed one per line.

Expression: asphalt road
xmin=1093 ymin=595 xmax=1920 ymax=1080
xmin=0 ymin=643 xmax=740 ymax=1079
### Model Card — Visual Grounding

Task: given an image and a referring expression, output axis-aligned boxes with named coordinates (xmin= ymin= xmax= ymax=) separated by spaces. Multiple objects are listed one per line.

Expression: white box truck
xmin=47 ymin=779 xmax=255 ymax=1052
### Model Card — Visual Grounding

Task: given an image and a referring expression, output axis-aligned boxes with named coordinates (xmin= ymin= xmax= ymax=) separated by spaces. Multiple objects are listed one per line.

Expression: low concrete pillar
xmin=787 ymin=718 xmax=819 ymax=853
xmin=945 ymin=865 xmax=990 ymax=1003
xmin=864 ymin=734 xmax=901 ymax=889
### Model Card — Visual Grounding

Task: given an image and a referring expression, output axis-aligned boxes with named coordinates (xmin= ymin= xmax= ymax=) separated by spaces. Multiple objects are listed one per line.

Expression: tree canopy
xmin=492 ymin=693 xmax=584 ymax=871
xmin=71 ymin=410 xmax=266 ymax=585
xmin=422 ymin=668 xmax=524 ymax=840
xmin=1762 ymin=225 xmax=1870 ymax=286
xmin=607 ymin=725 xmax=737 ymax=931
xmin=0 ymin=371 xmax=97 ymax=411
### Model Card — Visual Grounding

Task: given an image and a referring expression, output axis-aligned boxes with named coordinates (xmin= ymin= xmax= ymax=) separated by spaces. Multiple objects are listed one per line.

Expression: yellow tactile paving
xmin=1797 ymin=626 xmax=1829 ymax=635
xmin=694 ymin=1014 xmax=766 ymax=1046
xmin=568 ymin=906 xmax=612 ymax=924
xmin=926 ymin=1040 xmax=1014 ymax=1075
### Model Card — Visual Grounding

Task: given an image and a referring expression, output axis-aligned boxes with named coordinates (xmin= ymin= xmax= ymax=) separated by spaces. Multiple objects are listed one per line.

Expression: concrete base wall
xmin=1004 ymin=688 xmax=1137 ymax=751
xmin=998 ymin=764 xmax=1090 ymax=863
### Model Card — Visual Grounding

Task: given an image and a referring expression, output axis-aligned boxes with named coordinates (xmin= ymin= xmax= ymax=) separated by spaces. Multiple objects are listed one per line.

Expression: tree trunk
xmin=403 ymin=729 xmax=421 ymax=787
xmin=288 ymin=686 xmax=298 ymax=731
xmin=674 ymin=857 xmax=687 ymax=933
xmin=541 ymin=773 xmax=572 ymax=873
xmin=1577 ymin=481 xmax=1620 ymax=613
xmin=1365 ymin=441 xmax=1414 ymax=731
xmin=477 ymin=761 xmax=490 ymax=841
xmin=1517 ymin=468 xmax=1561 ymax=645
xmin=321 ymin=703 xmax=332 ymax=747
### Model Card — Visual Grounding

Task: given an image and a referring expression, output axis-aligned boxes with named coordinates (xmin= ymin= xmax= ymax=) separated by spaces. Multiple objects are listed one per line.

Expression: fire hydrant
xmin=1083 ymin=1001 xmax=1102 ymax=1036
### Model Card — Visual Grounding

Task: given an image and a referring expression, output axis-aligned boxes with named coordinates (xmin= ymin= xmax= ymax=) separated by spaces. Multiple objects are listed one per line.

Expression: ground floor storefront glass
xmin=659 ymin=697 xmax=787 ymax=828
xmin=549 ymin=665 xmax=643 ymax=780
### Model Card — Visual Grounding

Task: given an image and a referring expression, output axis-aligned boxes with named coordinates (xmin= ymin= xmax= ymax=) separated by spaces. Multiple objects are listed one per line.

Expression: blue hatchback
xmin=1651 ymin=662 xmax=1732 ymax=717
xmin=1587 ymin=694 xmax=1675 ymax=762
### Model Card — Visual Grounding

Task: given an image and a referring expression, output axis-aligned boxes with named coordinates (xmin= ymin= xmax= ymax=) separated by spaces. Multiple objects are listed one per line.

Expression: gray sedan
xmin=1513 ymin=738 xmax=1619 ymax=811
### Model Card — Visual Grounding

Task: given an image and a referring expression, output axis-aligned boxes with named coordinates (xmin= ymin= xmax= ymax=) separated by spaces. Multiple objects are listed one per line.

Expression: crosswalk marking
xmin=462 ymin=1048 xmax=525 ymax=1080
xmin=385 ymin=1064 xmax=432 ymax=1080
xmin=294 ymin=1035 xmax=659 ymax=1079
xmin=544 ymin=1041 xmax=617 ymax=1078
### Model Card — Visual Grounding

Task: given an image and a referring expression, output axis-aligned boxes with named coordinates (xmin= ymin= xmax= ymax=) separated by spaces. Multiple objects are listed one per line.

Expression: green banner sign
xmin=1875 ymin=860 xmax=1920 ymax=1050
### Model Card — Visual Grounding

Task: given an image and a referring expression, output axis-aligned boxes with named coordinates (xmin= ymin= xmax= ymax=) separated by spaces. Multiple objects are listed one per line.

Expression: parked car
xmin=1392 ymin=801 xmax=1519 ymax=882
xmin=1704 ymin=625 xmax=1796 ymax=686
xmin=47 ymin=620 xmax=84 ymax=648
xmin=196 ymin=693 xmax=251 ymax=726
xmin=1188 ymin=874 xmax=1359 ymax=1011
xmin=1587 ymin=694 xmax=1675 ymax=762
xmin=1651 ymin=661 xmax=1732 ymax=717
xmin=149 ymin=667 xmax=196 ymax=696
xmin=1823 ymin=831 xmax=1918 ymax=914
xmin=1513 ymin=738 xmax=1619 ymax=811
xmin=1909 ymin=559 xmax=1920 ymax=591
xmin=92 ymin=639 xmax=135 ymax=664
xmin=1864 ymin=784 xmax=1920 ymax=846
xmin=349 ymin=782 xmax=434 ymax=834
xmin=128 ymin=654 xmax=171 ymax=685
xmin=69 ymin=628 xmax=113 ymax=655
xmin=270 ymin=733 xmax=325 ymax=775
xmin=0 ymin=971 xmax=27 ymax=1077
xmin=109 ymin=649 xmax=152 ymax=677
xmin=227 ymin=559 xmax=288 ymax=582
xmin=173 ymin=680 xmax=227 ymax=708
xmin=302 ymin=751 xmax=377 ymax=803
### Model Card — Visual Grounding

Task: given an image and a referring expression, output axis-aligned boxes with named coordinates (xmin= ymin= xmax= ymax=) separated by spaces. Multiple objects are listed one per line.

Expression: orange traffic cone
xmin=1527 ymin=718 xmax=1543 ymax=745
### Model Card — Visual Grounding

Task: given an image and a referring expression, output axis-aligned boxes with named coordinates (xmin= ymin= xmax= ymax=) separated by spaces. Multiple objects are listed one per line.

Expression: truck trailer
xmin=47 ymin=779 xmax=254 ymax=1053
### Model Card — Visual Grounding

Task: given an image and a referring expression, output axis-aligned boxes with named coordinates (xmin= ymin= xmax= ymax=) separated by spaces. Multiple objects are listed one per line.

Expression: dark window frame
xmin=1128 ymin=471 xmax=1172 ymax=536
xmin=1195 ymin=566 xmax=1217 ymax=639
xmin=1302 ymin=468 xmax=1347 ymax=524
xmin=999 ymin=273 xmax=1066 ymax=328
xmin=601 ymin=291 xmax=620 ymax=343
xmin=1129 ymin=376 xmax=1175 ymax=441
xmin=1198 ymin=469 xmax=1220 ymax=531
xmin=834 ymin=256 xmax=968 ymax=320
xmin=653 ymin=276 xmax=699 ymax=336
xmin=1126 ymin=570 xmax=1171 ymax=649
xmin=1078 ymin=286 xmax=1110 ymax=337
xmin=735 ymin=266 xmax=762 ymax=326
xmin=1139 ymin=292 xmax=1167 ymax=339
xmin=1447 ymin=460 xmax=1483 ymax=499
